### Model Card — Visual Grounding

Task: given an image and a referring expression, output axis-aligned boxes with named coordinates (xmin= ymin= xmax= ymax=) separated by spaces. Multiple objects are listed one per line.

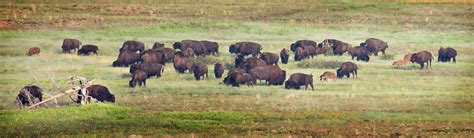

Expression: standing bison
xmin=26 ymin=47 xmax=41 ymax=56
xmin=336 ymin=62 xmax=358 ymax=79
xmin=61 ymin=38 xmax=81 ymax=53
xmin=280 ymin=48 xmax=290 ymax=64
xmin=112 ymin=51 xmax=141 ymax=67
xmin=192 ymin=63 xmax=208 ymax=81
xmin=438 ymin=47 xmax=457 ymax=63
xmin=348 ymin=46 xmax=370 ymax=62
xmin=140 ymin=51 xmax=166 ymax=65
xmin=76 ymin=85 xmax=115 ymax=103
xmin=321 ymin=39 xmax=351 ymax=56
xmin=129 ymin=63 xmax=164 ymax=78
xmin=153 ymin=47 xmax=176 ymax=62
xmin=214 ymin=63 xmax=224 ymax=78
xmin=120 ymin=40 xmax=145 ymax=53
xmin=202 ymin=40 xmax=219 ymax=55
xmin=152 ymin=42 xmax=165 ymax=49
xmin=173 ymin=54 xmax=195 ymax=73
xmin=411 ymin=51 xmax=433 ymax=69
xmin=294 ymin=47 xmax=305 ymax=61
xmin=290 ymin=40 xmax=317 ymax=52
xmin=77 ymin=45 xmax=99 ymax=55
xmin=259 ymin=52 xmax=279 ymax=65
xmin=228 ymin=72 xmax=255 ymax=87
xmin=243 ymin=57 xmax=267 ymax=71
xmin=284 ymin=73 xmax=314 ymax=91
xmin=173 ymin=40 xmax=208 ymax=56
xmin=17 ymin=85 xmax=43 ymax=106
xmin=249 ymin=65 xmax=286 ymax=85
xmin=229 ymin=41 xmax=262 ymax=57
xmin=129 ymin=70 xmax=148 ymax=88
xmin=361 ymin=38 xmax=388 ymax=56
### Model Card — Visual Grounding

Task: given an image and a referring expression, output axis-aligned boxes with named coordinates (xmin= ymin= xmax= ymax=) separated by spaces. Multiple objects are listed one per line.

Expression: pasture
xmin=0 ymin=0 xmax=473 ymax=136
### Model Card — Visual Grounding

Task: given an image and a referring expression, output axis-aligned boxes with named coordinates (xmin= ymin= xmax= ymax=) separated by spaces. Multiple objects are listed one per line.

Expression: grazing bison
xmin=411 ymin=51 xmax=433 ymax=69
xmin=214 ymin=63 xmax=224 ymax=78
xmin=228 ymin=72 xmax=255 ymax=87
xmin=336 ymin=62 xmax=358 ymax=79
xmin=120 ymin=40 xmax=145 ymax=53
xmin=361 ymin=38 xmax=388 ymax=56
xmin=280 ymin=48 xmax=290 ymax=64
xmin=77 ymin=45 xmax=99 ymax=55
xmin=192 ymin=63 xmax=208 ymax=81
xmin=223 ymin=68 xmax=247 ymax=85
xmin=202 ymin=40 xmax=219 ymax=55
xmin=259 ymin=52 xmax=279 ymax=65
xmin=130 ymin=63 xmax=164 ymax=78
xmin=76 ymin=85 xmax=115 ymax=103
xmin=244 ymin=57 xmax=267 ymax=71
xmin=348 ymin=46 xmax=370 ymax=62
xmin=234 ymin=54 xmax=245 ymax=68
xmin=284 ymin=73 xmax=314 ymax=90
xmin=17 ymin=85 xmax=43 ymax=106
xmin=129 ymin=70 xmax=147 ymax=88
xmin=438 ymin=47 xmax=457 ymax=63
xmin=294 ymin=47 xmax=305 ymax=61
xmin=152 ymin=42 xmax=165 ymax=49
xmin=173 ymin=40 xmax=208 ymax=56
xmin=26 ymin=47 xmax=40 ymax=56
xmin=112 ymin=51 xmax=141 ymax=67
xmin=290 ymin=40 xmax=317 ymax=52
xmin=173 ymin=54 xmax=195 ymax=73
xmin=249 ymin=65 xmax=286 ymax=85
xmin=229 ymin=41 xmax=262 ymax=57
xmin=320 ymin=71 xmax=336 ymax=81
xmin=61 ymin=38 xmax=81 ymax=53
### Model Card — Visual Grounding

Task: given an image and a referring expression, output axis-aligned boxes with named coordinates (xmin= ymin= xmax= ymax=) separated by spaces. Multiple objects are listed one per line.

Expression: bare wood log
xmin=26 ymin=80 xmax=94 ymax=109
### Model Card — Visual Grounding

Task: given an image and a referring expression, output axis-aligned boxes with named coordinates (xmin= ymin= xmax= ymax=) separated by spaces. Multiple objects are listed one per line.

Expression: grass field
xmin=0 ymin=0 xmax=473 ymax=137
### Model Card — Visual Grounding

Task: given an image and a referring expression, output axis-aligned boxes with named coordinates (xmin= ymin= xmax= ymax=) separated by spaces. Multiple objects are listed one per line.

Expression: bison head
xmin=336 ymin=69 xmax=344 ymax=78
xmin=290 ymin=43 xmax=297 ymax=52
xmin=129 ymin=64 xmax=137 ymax=74
xmin=229 ymin=44 xmax=240 ymax=54
xmin=129 ymin=80 xmax=136 ymax=88
xmin=112 ymin=61 xmax=121 ymax=67
xmin=410 ymin=53 xmax=417 ymax=63
xmin=172 ymin=42 xmax=181 ymax=50
xmin=359 ymin=55 xmax=370 ymax=62
xmin=360 ymin=42 xmax=366 ymax=47
xmin=284 ymin=81 xmax=296 ymax=89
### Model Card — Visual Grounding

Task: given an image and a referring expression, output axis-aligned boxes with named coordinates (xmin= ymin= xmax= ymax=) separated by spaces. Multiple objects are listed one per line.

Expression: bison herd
xmin=18 ymin=37 xmax=459 ymax=106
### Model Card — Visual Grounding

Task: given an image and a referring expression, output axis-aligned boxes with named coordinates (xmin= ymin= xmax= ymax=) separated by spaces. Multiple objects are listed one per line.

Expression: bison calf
xmin=78 ymin=44 xmax=99 ymax=55
xmin=284 ymin=73 xmax=314 ymax=90
xmin=26 ymin=47 xmax=41 ymax=56
xmin=214 ymin=63 xmax=224 ymax=78
xmin=320 ymin=71 xmax=336 ymax=81
xmin=192 ymin=63 xmax=208 ymax=81
xmin=129 ymin=70 xmax=148 ymax=88
xmin=280 ymin=48 xmax=290 ymax=64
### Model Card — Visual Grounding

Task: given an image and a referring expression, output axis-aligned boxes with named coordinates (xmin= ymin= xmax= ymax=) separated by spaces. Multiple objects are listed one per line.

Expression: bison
xmin=259 ymin=52 xmax=279 ymax=65
xmin=140 ymin=51 xmax=166 ymax=65
xmin=152 ymin=42 xmax=165 ymax=49
xmin=228 ymin=72 xmax=255 ymax=87
xmin=234 ymin=54 xmax=245 ymax=68
xmin=294 ymin=47 xmax=305 ymax=61
xmin=202 ymin=40 xmax=219 ymax=55
xmin=348 ymin=46 xmax=370 ymax=62
xmin=76 ymin=85 xmax=115 ymax=104
xmin=248 ymin=65 xmax=286 ymax=85
xmin=26 ymin=47 xmax=40 ymax=56
xmin=438 ymin=47 xmax=457 ymax=63
xmin=321 ymin=39 xmax=351 ymax=56
xmin=214 ymin=63 xmax=224 ymax=78
xmin=229 ymin=41 xmax=262 ymax=57
xmin=77 ymin=44 xmax=99 ymax=55
xmin=173 ymin=54 xmax=195 ymax=73
xmin=112 ymin=51 xmax=141 ymax=67
xmin=173 ymin=40 xmax=208 ymax=56
xmin=244 ymin=57 xmax=267 ymax=71
xmin=120 ymin=40 xmax=145 ymax=53
xmin=290 ymin=40 xmax=317 ymax=52
xmin=410 ymin=51 xmax=433 ymax=69
xmin=183 ymin=47 xmax=195 ymax=57
xmin=223 ymin=68 xmax=247 ymax=85
xmin=129 ymin=70 xmax=147 ymax=88
xmin=320 ymin=71 xmax=336 ymax=81
xmin=192 ymin=63 xmax=208 ymax=81
xmin=336 ymin=62 xmax=358 ymax=79
xmin=130 ymin=63 xmax=164 ymax=78
xmin=61 ymin=38 xmax=81 ymax=53
xmin=284 ymin=73 xmax=314 ymax=91
xmin=153 ymin=47 xmax=176 ymax=62
xmin=17 ymin=85 xmax=43 ymax=106
xmin=280 ymin=48 xmax=290 ymax=64
xmin=361 ymin=38 xmax=388 ymax=56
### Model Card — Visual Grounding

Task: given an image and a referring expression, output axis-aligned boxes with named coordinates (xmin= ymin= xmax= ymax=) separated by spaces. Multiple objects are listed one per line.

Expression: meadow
xmin=0 ymin=0 xmax=473 ymax=136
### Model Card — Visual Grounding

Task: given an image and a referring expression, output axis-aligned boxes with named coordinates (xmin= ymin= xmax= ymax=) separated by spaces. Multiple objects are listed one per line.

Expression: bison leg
xmin=143 ymin=80 xmax=146 ymax=88
xmin=453 ymin=57 xmax=456 ymax=63
xmin=420 ymin=63 xmax=424 ymax=69
xmin=354 ymin=70 xmax=358 ymax=79
xmin=310 ymin=83 xmax=314 ymax=91
xmin=374 ymin=51 xmax=378 ymax=56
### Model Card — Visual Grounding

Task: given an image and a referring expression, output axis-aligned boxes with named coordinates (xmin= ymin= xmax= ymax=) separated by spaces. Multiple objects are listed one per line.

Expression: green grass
xmin=0 ymin=0 xmax=473 ymax=137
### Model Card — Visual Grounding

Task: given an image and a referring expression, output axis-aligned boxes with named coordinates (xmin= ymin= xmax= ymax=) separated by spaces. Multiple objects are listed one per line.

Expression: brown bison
xmin=17 ymin=85 xmax=43 ymax=106
xmin=249 ymin=65 xmax=286 ymax=85
xmin=120 ymin=40 xmax=145 ymax=53
xmin=223 ymin=68 xmax=247 ymax=85
xmin=173 ymin=40 xmax=208 ymax=56
xmin=321 ymin=39 xmax=351 ymax=55
xmin=285 ymin=73 xmax=314 ymax=90
xmin=229 ymin=41 xmax=262 ymax=57
xmin=76 ymin=85 xmax=115 ymax=103
xmin=129 ymin=70 xmax=147 ymax=88
xmin=152 ymin=42 xmax=165 ymax=49
xmin=361 ymin=38 xmax=388 ymax=56
xmin=234 ymin=54 xmax=245 ymax=68
xmin=294 ymin=47 xmax=305 ymax=61
xmin=112 ymin=51 xmax=141 ymax=67
xmin=61 ymin=38 xmax=81 ymax=53
xmin=290 ymin=40 xmax=317 ymax=52
xmin=26 ymin=47 xmax=40 ymax=56
xmin=183 ymin=47 xmax=195 ymax=57
xmin=140 ymin=51 xmax=166 ymax=65
xmin=192 ymin=63 xmax=208 ymax=81
xmin=202 ymin=40 xmax=219 ymax=55
xmin=153 ymin=47 xmax=176 ymax=62
xmin=411 ymin=51 xmax=433 ymax=69
xmin=228 ymin=72 xmax=255 ymax=87
xmin=244 ymin=57 xmax=267 ymax=71
xmin=320 ymin=71 xmax=336 ymax=81
xmin=438 ymin=47 xmax=457 ymax=63
xmin=130 ymin=63 xmax=165 ymax=78
xmin=77 ymin=44 xmax=98 ymax=55
xmin=348 ymin=46 xmax=370 ymax=62
xmin=392 ymin=59 xmax=409 ymax=66
xmin=214 ymin=63 xmax=224 ymax=78
xmin=173 ymin=54 xmax=195 ymax=73
xmin=280 ymin=48 xmax=290 ymax=64
xmin=259 ymin=52 xmax=279 ymax=65
xmin=336 ymin=62 xmax=358 ymax=79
